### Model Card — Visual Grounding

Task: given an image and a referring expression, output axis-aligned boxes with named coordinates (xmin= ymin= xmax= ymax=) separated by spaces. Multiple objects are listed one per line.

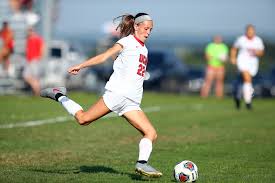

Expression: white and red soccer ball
xmin=174 ymin=160 xmax=198 ymax=182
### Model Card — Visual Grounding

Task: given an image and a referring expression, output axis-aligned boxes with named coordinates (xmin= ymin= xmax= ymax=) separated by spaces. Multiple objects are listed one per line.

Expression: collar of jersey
xmin=133 ymin=35 xmax=144 ymax=46
xmin=245 ymin=35 xmax=255 ymax=40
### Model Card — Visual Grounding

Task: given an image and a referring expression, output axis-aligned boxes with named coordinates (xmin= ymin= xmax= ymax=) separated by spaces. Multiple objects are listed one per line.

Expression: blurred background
xmin=0 ymin=0 xmax=275 ymax=97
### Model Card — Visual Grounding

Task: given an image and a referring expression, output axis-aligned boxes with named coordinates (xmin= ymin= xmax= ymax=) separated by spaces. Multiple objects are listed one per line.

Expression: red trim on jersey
xmin=133 ymin=35 xmax=144 ymax=46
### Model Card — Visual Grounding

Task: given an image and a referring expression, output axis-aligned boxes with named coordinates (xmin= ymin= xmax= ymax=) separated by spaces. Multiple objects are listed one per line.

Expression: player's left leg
xmin=123 ymin=110 xmax=162 ymax=178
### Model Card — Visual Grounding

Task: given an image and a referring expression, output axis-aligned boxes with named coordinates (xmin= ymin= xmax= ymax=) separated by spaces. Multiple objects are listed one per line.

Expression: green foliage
xmin=0 ymin=92 xmax=275 ymax=182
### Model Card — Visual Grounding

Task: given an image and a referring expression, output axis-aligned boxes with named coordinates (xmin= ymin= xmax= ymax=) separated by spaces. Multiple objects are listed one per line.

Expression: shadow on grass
xmin=78 ymin=165 xmax=151 ymax=181
xmin=30 ymin=167 xmax=78 ymax=174
xmin=31 ymin=165 xmax=156 ymax=181
xmin=77 ymin=165 xmax=118 ymax=174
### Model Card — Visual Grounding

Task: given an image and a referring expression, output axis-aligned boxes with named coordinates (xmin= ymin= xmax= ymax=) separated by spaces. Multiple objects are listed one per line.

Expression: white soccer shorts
xmin=103 ymin=90 xmax=141 ymax=116
xmin=237 ymin=59 xmax=259 ymax=77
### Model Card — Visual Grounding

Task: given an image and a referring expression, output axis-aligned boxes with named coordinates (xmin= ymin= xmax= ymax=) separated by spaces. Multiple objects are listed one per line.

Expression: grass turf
xmin=0 ymin=92 xmax=274 ymax=182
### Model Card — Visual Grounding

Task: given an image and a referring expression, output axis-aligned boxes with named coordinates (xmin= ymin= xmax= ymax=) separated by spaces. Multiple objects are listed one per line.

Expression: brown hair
xmin=114 ymin=13 xmax=149 ymax=38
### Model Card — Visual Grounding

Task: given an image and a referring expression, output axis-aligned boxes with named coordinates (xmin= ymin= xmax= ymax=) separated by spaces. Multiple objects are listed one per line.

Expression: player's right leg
xmin=123 ymin=111 xmax=162 ymax=178
xmin=241 ymin=71 xmax=253 ymax=110
xmin=135 ymin=162 xmax=162 ymax=178
xmin=40 ymin=87 xmax=111 ymax=125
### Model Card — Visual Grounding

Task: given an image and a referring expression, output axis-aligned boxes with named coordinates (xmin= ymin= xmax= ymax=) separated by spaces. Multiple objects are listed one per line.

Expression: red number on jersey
xmin=137 ymin=64 xmax=145 ymax=77
xmin=137 ymin=54 xmax=147 ymax=77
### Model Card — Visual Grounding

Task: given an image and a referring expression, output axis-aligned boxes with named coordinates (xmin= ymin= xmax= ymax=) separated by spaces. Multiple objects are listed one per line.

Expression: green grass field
xmin=0 ymin=92 xmax=274 ymax=183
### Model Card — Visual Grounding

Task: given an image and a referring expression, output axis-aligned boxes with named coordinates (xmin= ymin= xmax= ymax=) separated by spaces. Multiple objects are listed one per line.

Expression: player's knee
xmin=147 ymin=129 xmax=157 ymax=142
xmin=153 ymin=132 xmax=158 ymax=142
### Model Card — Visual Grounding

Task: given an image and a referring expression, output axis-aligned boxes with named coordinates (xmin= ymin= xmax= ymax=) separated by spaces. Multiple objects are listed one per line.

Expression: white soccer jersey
xmin=234 ymin=35 xmax=264 ymax=76
xmin=105 ymin=35 xmax=148 ymax=103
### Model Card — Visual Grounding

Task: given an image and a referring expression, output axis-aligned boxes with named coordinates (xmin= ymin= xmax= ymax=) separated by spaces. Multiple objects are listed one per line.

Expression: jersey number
xmin=137 ymin=64 xmax=145 ymax=77
xmin=137 ymin=54 xmax=148 ymax=77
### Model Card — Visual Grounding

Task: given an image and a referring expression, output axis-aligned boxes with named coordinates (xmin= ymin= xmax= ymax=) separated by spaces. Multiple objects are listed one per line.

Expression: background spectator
xmin=200 ymin=35 xmax=228 ymax=98
xmin=23 ymin=27 xmax=44 ymax=96
xmin=0 ymin=21 xmax=14 ymax=75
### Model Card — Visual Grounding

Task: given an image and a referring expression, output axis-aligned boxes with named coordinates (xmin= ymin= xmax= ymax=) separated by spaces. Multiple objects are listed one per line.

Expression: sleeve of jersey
xmin=205 ymin=44 xmax=211 ymax=54
xmin=116 ymin=37 xmax=128 ymax=49
xmin=233 ymin=37 xmax=241 ymax=48
xmin=224 ymin=44 xmax=229 ymax=54
xmin=258 ymin=38 xmax=265 ymax=50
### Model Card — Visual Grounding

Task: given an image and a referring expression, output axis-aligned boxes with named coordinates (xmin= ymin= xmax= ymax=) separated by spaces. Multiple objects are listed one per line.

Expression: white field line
xmin=0 ymin=104 xmax=202 ymax=129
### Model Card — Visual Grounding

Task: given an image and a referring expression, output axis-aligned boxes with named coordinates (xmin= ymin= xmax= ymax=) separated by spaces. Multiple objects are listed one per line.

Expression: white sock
xmin=243 ymin=83 xmax=253 ymax=104
xmin=138 ymin=138 xmax=152 ymax=162
xmin=58 ymin=96 xmax=83 ymax=116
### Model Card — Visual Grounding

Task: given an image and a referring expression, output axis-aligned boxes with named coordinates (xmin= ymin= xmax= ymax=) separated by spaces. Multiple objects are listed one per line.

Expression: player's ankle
xmin=137 ymin=160 xmax=147 ymax=164
xmin=55 ymin=93 xmax=65 ymax=101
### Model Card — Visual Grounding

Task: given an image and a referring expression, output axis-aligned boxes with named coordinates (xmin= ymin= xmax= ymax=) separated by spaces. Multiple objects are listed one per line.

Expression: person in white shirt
xmin=230 ymin=24 xmax=264 ymax=109
xmin=40 ymin=13 xmax=162 ymax=178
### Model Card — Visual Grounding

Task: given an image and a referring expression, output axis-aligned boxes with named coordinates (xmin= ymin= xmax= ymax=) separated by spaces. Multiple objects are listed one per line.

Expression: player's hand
xmin=68 ymin=65 xmax=81 ymax=75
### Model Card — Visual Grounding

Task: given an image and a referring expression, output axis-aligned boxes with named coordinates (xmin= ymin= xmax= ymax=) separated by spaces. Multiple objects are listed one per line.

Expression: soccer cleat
xmin=234 ymin=98 xmax=241 ymax=110
xmin=135 ymin=162 xmax=162 ymax=178
xmin=40 ymin=87 xmax=67 ymax=101
xmin=246 ymin=103 xmax=253 ymax=110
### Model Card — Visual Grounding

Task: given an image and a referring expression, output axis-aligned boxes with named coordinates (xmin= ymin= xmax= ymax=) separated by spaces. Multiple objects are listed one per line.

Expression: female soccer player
xmin=40 ymin=13 xmax=162 ymax=178
xmin=230 ymin=24 xmax=264 ymax=109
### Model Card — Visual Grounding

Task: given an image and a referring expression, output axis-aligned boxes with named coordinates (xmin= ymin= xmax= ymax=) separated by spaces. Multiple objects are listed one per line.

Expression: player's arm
xmin=68 ymin=43 xmax=122 ymax=75
xmin=111 ymin=53 xmax=118 ymax=61
xmin=254 ymin=49 xmax=264 ymax=57
xmin=230 ymin=47 xmax=238 ymax=65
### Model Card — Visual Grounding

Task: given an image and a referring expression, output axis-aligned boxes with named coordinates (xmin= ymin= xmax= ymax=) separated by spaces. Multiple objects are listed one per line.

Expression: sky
xmin=54 ymin=0 xmax=275 ymax=43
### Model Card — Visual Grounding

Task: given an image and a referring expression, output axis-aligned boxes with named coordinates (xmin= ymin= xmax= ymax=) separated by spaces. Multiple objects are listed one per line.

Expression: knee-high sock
xmin=243 ymin=83 xmax=253 ymax=104
xmin=138 ymin=138 xmax=152 ymax=162
xmin=58 ymin=96 xmax=83 ymax=116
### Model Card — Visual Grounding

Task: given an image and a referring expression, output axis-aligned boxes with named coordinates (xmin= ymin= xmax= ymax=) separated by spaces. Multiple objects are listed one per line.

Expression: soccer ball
xmin=174 ymin=160 xmax=198 ymax=182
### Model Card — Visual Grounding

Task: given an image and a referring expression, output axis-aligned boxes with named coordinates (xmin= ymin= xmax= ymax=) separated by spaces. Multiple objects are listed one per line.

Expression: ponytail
xmin=114 ymin=13 xmax=150 ymax=38
xmin=114 ymin=14 xmax=135 ymax=38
